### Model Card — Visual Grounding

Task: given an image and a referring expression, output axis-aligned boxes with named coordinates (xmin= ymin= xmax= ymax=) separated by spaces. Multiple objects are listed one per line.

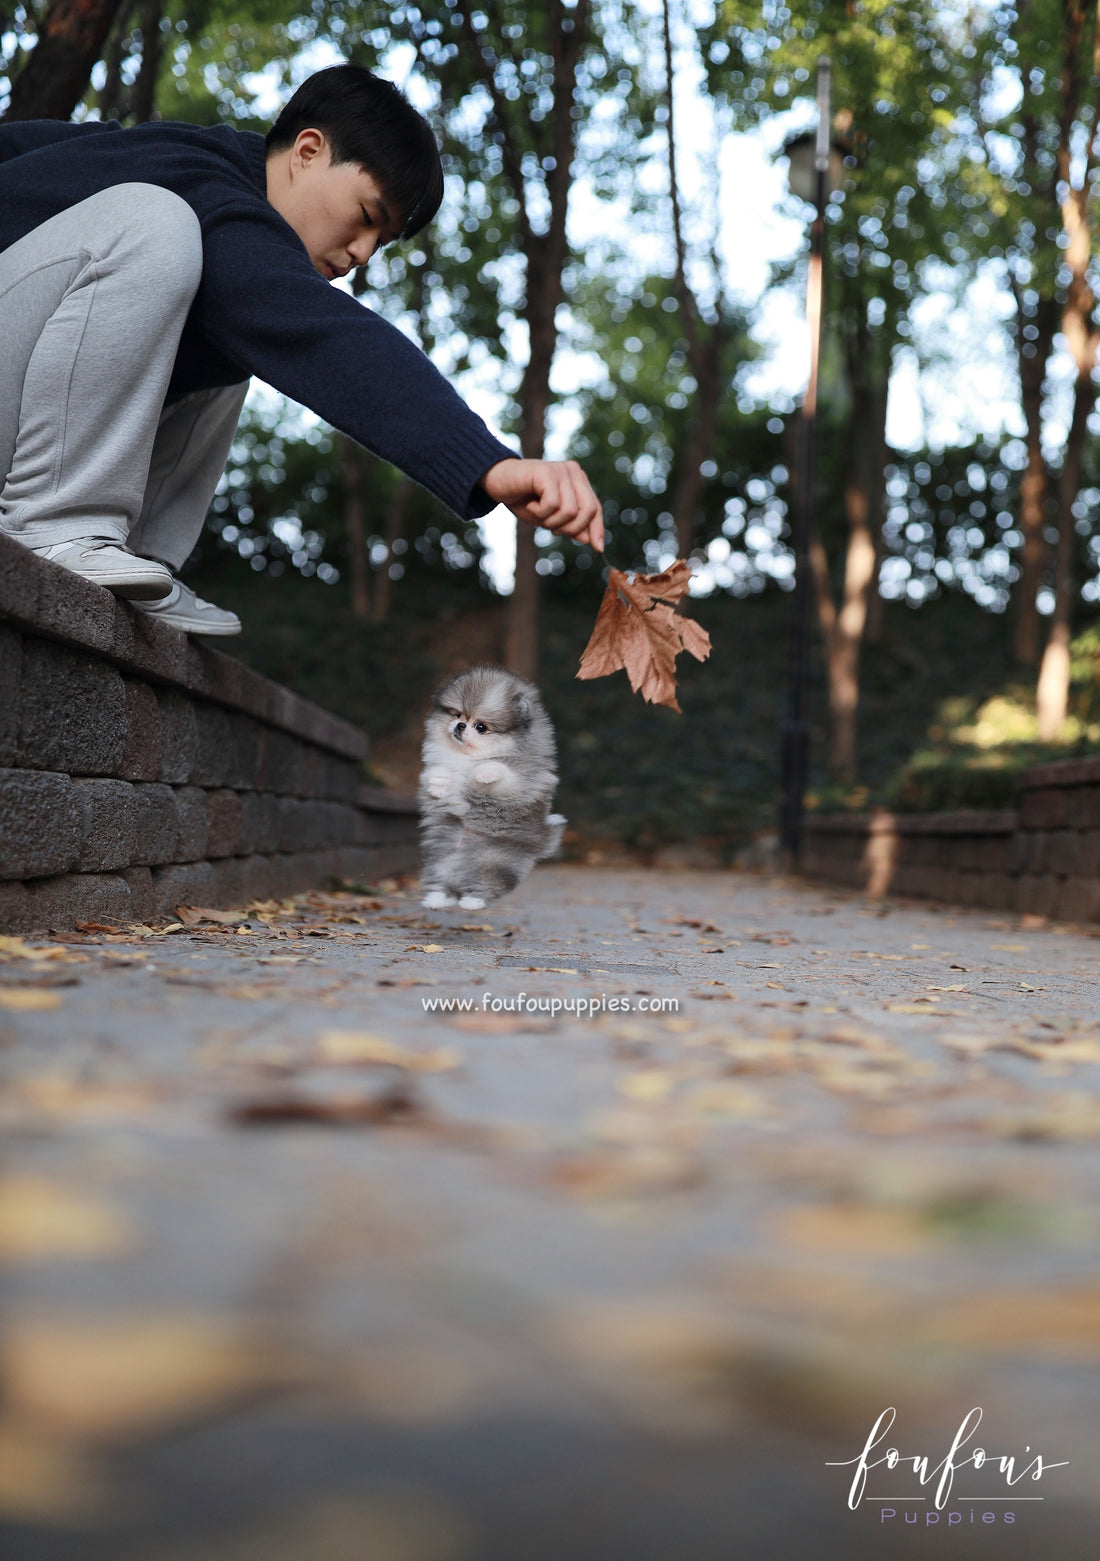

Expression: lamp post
xmin=778 ymin=57 xmax=841 ymax=868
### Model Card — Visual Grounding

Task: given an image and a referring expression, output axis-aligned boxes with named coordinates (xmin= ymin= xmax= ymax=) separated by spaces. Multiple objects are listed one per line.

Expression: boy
xmin=0 ymin=63 xmax=602 ymax=634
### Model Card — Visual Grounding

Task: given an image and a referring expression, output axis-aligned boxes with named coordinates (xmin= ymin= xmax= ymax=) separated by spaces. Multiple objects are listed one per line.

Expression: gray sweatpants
xmin=0 ymin=182 xmax=248 ymax=570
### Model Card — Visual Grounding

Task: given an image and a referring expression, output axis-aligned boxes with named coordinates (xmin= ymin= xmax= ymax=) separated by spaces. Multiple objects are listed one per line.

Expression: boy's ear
xmin=292 ymin=127 xmax=328 ymax=169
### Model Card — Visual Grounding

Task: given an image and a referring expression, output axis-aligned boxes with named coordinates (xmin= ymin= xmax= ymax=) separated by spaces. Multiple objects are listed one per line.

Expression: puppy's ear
xmin=515 ymin=695 xmax=530 ymax=722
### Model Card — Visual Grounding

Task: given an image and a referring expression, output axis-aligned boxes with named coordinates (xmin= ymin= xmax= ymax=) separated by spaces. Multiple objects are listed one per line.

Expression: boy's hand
xmin=481 ymin=458 xmax=604 ymax=550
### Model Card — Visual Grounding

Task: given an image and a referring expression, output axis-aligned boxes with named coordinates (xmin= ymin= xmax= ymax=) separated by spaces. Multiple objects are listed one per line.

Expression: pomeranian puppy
xmin=419 ymin=665 xmax=566 ymax=909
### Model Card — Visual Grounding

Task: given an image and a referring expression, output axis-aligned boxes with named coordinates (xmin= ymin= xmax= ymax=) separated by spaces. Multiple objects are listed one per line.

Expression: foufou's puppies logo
xmin=827 ymin=1407 xmax=1068 ymax=1524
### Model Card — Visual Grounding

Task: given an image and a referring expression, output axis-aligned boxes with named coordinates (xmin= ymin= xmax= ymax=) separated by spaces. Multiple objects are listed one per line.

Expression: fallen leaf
xmin=779 ymin=1205 xmax=934 ymax=1256
xmin=576 ymin=558 xmax=711 ymax=711
xmin=683 ymin=1081 xmax=771 ymax=1117
xmin=0 ymin=1178 xmax=134 ymax=1262
xmin=0 ymin=937 xmax=85 ymax=964
xmin=316 ymin=1032 xmax=462 ymax=1072
xmin=175 ymin=906 xmax=251 ymax=927
xmin=405 ymin=944 xmax=446 ymax=954
xmin=449 ymin=1013 xmax=554 ymax=1034
xmin=549 ymin=1145 xmax=703 ymax=1200
xmin=0 ymin=1315 xmax=305 ymax=1442
xmin=618 ymin=1070 xmax=675 ymax=1102
xmin=0 ymin=1419 xmax=114 ymax=1523
xmin=927 ymin=1283 xmax=1100 ymax=1356
xmin=1 ymin=1076 xmax=159 ymax=1123
xmin=228 ymin=1079 xmax=423 ymax=1128
xmin=0 ymin=988 xmax=64 ymax=1011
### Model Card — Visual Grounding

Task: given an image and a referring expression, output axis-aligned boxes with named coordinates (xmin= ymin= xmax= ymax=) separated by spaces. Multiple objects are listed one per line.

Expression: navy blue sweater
xmin=0 ymin=119 xmax=516 ymax=520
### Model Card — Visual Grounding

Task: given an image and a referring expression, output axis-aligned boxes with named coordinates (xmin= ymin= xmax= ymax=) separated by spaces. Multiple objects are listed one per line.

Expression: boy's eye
xmin=474 ymin=722 xmax=488 ymax=734
xmin=361 ymin=207 xmax=374 ymax=226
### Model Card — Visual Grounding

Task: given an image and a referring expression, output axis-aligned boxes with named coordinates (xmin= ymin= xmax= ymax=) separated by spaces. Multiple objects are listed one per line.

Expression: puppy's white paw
xmin=472 ymin=761 xmax=508 ymax=785
xmin=423 ymin=769 xmax=452 ymax=799
xmin=458 ymin=894 xmax=487 ymax=910
xmin=422 ymin=889 xmax=457 ymax=909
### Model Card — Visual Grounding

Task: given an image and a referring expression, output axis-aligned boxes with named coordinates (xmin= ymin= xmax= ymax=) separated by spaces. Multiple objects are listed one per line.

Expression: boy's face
xmin=268 ymin=129 xmax=402 ymax=280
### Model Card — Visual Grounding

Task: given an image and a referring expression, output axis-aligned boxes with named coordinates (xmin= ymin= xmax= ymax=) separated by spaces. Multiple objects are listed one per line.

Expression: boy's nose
xmin=348 ymin=235 xmax=380 ymax=266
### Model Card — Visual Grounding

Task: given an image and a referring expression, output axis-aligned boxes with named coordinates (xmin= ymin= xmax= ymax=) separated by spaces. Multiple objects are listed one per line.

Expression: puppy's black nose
xmin=454 ymin=722 xmax=466 ymax=738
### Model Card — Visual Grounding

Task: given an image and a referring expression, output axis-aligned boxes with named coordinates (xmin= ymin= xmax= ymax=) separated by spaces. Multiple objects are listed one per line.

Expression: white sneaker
xmin=133 ymin=578 xmax=242 ymax=636
xmin=31 ymin=540 xmax=174 ymax=600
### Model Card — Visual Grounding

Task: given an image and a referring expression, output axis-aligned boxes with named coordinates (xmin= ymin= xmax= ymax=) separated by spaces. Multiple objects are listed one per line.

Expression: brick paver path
xmin=2 ymin=866 xmax=1098 ymax=1559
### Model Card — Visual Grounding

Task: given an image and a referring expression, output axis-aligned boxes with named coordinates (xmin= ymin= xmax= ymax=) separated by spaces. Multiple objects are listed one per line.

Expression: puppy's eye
xmin=474 ymin=722 xmax=488 ymax=734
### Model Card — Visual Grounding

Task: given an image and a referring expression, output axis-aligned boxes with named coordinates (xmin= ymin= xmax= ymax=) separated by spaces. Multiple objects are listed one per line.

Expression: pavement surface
xmin=1 ymin=864 xmax=1099 ymax=1559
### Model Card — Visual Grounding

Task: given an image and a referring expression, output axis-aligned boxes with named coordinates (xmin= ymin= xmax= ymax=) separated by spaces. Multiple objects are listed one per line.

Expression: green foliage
xmin=877 ymin=617 xmax=1100 ymax=812
xmin=704 ymin=0 xmax=975 ymax=359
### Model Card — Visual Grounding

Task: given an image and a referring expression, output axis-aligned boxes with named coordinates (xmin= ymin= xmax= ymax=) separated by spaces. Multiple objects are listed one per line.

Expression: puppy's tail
xmin=537 ymin=813 xmax=567 ymax=860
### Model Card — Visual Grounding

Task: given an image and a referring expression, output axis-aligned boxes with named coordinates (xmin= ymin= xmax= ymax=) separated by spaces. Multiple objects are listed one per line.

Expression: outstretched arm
xmin=481 ymin=458 xmax=604 ymax=551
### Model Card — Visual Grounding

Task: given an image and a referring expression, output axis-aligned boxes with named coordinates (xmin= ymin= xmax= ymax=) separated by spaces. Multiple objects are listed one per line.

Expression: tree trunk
xmin=505 ymin=0 xmax=587 ymax=684
xmin=2 ymin=0 xmax=131 ymax=120
xmin=1013 ymin=292 xmax=1057 ymax=665
xmin=340 ymin=436 xmax=371 ymax=620
xmin=129 ymin=0 xmax=163 ymax=124
xmin=505 ymin=318 xmax=553 ymax=679
xmin=662 ymin=0 xmax=726 ymax=559
xmin=370 ymin=478 xmax=411 ymax=625
xmin=1036 ymin=81 xmax=1099 ymax=738
xmin=823 ymin=380 xmax=888 ymax=781
xmin=1035 ymin=371 xmax=1091 ymax=739
xmin=96 ymin=0 xmax=138 ymax=121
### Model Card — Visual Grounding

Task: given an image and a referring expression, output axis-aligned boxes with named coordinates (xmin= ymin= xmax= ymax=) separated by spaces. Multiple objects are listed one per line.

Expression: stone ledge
xmin=0 ymin=533 xmax=366 ymax=760
xmin=806 ymin=808 xmax=1018 ymax=837
xmin=1018 ymin=754 xmax=1100 ymax=790
xmin=0 ymin=843 xmax=419 ymax=933
xmin=0 ymin=768 xmax=419 ymax=886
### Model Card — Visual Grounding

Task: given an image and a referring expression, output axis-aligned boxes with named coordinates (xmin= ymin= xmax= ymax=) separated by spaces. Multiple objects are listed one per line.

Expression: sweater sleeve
xmin=0 ymin=120 xmax=117 ymax=166
xmin=193 ymin=187 xmax=518 ymax=522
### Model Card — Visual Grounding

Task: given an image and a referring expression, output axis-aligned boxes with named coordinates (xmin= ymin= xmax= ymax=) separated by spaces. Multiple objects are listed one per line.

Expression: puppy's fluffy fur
xmin=419 ymin=665 xmax=565 ymax=910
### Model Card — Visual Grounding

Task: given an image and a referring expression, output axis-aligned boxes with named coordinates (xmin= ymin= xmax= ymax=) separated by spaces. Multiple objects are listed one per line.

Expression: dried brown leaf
xmin=174 ymin=906 xmax=251 ymax=927
xmin=315 ymin=1031 xmax=462 ymax=1072
xmin=0 ymin=988 xmax=65 ymax=1010
xmin=0 ymin=1315 xmax=305 ymax=1442
xmin=0 ymin=1178 xmax=134 ymax=1262
xmin=577 ymin=559 xmax=711 ymax=711
xmin=228 ymin=1078 xmax=423 ymax=1128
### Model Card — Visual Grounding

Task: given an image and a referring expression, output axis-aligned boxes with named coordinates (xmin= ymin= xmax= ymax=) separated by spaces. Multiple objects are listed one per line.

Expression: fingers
xmin=481 ymin=458 xmax=604 ymax=548
xmin=528 ymin=461 xmax=604 ymax=549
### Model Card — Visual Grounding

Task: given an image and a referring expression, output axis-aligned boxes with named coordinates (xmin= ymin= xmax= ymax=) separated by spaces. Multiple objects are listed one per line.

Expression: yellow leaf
xmin=618 ymin=1070 xmax=675 ymax=1102
xmin=0 ymin=1419 xmax=114 ymax=1523
xmin=316 ymin=1032 xmax=462 ymax=1073
xmin=0 ymin=937 xmax=78 ymax=963
xmin=0 ymin=1178 xmax=134 ymax=1262
xmin=779 ymin=1205 xmax=933 ymax=1256
xmin=405 ymin=944 xmax=446 ymax=954
xmin=0 ymin=988 xmax=64 ymax=1011
xmin=0 ymin=1315 xmax=305 ymax=1442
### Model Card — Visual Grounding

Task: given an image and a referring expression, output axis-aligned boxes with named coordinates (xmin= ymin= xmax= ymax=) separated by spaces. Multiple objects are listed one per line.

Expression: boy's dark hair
xmin=266 ymin=64 xmax=443 ymax=240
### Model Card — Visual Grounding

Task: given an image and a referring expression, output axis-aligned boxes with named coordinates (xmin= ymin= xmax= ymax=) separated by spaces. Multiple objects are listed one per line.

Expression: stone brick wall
xmin=0 ymin=536 xmax=419 ymax=932
xmin=802 ymin=755 xmax=1100 ymax=921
